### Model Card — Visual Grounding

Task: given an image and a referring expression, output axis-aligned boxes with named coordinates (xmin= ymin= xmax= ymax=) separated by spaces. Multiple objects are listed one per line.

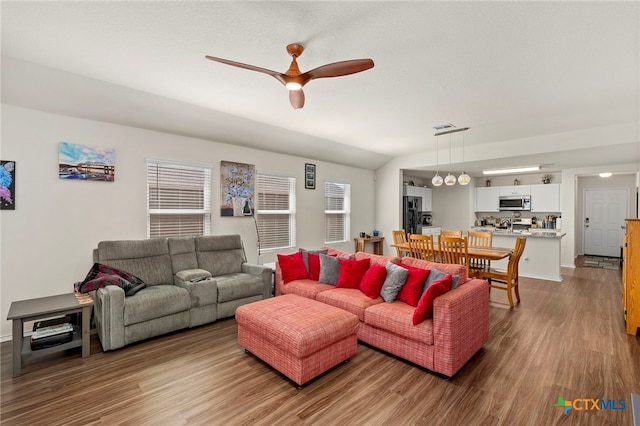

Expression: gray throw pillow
xmin=299 ymin=249 xmax=328 ymax=272
xmin=423 ymin=268 xmax=460 ymax=292
xmin=380 ymin=262 xmax=409 ymax=303
xmin=318 ymin=254 xmax=340 ymax=285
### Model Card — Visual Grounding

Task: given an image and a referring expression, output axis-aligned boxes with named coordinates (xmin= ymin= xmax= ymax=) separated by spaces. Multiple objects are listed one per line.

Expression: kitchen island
xmin=472 ymin=227 xmax=566 ymax=282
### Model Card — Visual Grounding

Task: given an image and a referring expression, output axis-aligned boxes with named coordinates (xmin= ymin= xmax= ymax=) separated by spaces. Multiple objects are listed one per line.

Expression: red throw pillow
xmin=308 ymin=253 xmax=321 ymax=281
xmin=412 ymin=274 xmax=452 ymax=325
xmin=359 ymin=263 xmax=387 ymax=298
xmin=397 ymin=264 xmax=430 ymax=307
xmin=337 ymin=258 xmax=370 ymax=289
xmin=277 ymin=252 xmax=309 ymax=283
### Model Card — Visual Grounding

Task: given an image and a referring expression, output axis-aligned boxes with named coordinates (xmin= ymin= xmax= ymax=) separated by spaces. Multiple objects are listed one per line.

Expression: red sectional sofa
xmin=275 ymin=249 xmax=489 ymax=377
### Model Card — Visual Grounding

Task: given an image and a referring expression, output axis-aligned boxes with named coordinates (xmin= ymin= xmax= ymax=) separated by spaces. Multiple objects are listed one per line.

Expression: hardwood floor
xmin=2 ymin=259 xmax=639 ymax=425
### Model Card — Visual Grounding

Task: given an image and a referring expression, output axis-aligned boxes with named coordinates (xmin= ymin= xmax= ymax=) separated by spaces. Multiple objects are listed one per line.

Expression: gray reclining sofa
xmin=91 ymin=234 xmax=271 ymax=351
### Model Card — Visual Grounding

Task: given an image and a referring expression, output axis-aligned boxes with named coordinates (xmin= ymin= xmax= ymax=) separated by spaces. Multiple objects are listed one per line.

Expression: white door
xmin=584 ymin=189 xmax=628 ymax=257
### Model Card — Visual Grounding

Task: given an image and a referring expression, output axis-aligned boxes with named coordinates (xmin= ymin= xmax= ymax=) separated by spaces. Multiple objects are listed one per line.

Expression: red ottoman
xmin=236 ymin=294 xmax=359 ymax=387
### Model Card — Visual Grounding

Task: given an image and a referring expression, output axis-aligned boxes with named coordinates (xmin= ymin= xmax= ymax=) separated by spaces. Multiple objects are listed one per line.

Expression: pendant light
xmin=431 ymin=135 xmax=443 ymax=186
xmin=458 ymin=132 xmax=471 ymax=185
xmin=444 ymin=133 xmax=456 ymax=185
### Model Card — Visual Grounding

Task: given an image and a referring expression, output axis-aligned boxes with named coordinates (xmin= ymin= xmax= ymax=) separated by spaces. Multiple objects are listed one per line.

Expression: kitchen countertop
xmin=471 ymin=227 xmax=566 ymax=239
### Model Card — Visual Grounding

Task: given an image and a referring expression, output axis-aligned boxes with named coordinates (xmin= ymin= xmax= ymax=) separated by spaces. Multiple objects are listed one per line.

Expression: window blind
xmin=257 ymin=173 xmax=296 ymax=250
xmin=325 ymin=181 xmax=351 ymax=243
xmin=147 ymin=160 xmax=211 ymax=238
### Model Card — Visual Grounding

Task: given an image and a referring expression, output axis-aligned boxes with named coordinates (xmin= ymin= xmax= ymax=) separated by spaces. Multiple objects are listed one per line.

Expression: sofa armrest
xmin=241 ymin=263 xmax=273 ymax=299
xmin=274 ymin=261 xmax=284 ymax=296
xmin=92 ymin=285 xmax=126 ymax=351
xmin=432 ymin=278 xmax=489 ymax=376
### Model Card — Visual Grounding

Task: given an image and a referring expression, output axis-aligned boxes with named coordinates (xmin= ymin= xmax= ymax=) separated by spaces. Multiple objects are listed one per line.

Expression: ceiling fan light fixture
xmin=285 ymin=82 xmax=302 ymax=90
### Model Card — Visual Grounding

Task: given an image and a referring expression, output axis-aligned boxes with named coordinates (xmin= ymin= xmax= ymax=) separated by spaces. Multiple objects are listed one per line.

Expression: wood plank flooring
xmin=2 ymin=258 xmax=639 ymax=425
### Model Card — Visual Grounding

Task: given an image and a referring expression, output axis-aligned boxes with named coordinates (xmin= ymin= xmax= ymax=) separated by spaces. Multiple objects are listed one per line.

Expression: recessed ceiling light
xmin=483 ymin=166 xmax=541 ymax=175
xmin=599 ymin=172 xmax=612 ymax=178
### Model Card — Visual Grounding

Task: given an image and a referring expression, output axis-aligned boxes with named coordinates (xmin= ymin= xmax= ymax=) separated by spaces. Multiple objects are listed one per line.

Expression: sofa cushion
xmin=123 ymin=285 xmax=191 ymax=325
xmin=277 ymin=252 xmax=309 ymax=283
xmin=336 ymin=258 xmax=370 ymax=289
xmin=354 ymin=251 xmax=400 ymax=266
xmin=400 ymin=256 xmax=468 ymax=284
xmin=423 ymin=268 xmax=460 ymax=292
xmin=380 ymin=262 xmax=408 ymax=303
xmin=307 ymin=253 xmax=321 ymax=281
xmin=195 ymin=235 xmax=245 ymax=276
xmin=359 ymin=263 xmax=387 ymax=299
xmin=215 ymin=273 xmax=265 ymax=303
xmin=316 ymin=288 xmax=383 ymax=321
xmin=397 ymin=264 xmax=430 ymax=307
xmin=168 ymin=237 xmax=198 ymax=274
xmin=318 ymin=254 xmax=341 ymax=285
xmin=364 ymin=301 xmax=434 ymax=345
xmin=319 ymin=246 xmax=354 ymax=259
xmin=97 ymin=239 xmax=173 ymax=286
xmin=299 ymin=249 xmax=328 ymax=274
xmin=413 ymin=274 xmax=453 ymax=325
xmin=279 ymin=279 xmax=335 ymax=299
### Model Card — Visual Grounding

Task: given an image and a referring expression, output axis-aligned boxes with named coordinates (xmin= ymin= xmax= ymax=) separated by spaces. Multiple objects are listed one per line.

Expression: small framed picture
xmin=305 ymin=163 xmax=316 ymax=189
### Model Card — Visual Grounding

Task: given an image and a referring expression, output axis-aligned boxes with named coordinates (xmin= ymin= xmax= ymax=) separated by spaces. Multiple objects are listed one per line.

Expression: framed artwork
xmin=305 ymin=163 xmax=316 ymax=189
xmin=1 ymin=160 xmax=16 ymax=210
xmin=221 ymin=161 xmax=255 ymax=217
xmin=58 ymin=142 xmax=115 ymax=181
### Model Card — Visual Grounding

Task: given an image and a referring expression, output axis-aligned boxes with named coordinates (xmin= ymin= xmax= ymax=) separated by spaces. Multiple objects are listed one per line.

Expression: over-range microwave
xmin=499 ymin=196 xmax=531 ymax=211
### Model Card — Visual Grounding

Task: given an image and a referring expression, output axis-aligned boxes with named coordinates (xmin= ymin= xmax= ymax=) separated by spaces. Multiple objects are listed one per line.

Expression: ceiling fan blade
xmin=289 ymin=89 xmax=305 ymax=109
xmin=205 ymin=55 xmax=287 ymax=85
xmin=304 ymin=59 xmax=374 ymax=81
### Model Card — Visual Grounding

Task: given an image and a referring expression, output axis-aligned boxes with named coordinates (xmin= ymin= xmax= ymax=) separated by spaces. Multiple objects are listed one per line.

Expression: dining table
xmin=391 ymin=242 xmax=513 ymax=261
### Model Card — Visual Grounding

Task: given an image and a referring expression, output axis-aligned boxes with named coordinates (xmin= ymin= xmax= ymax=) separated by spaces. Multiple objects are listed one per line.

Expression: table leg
xmin=81 ymin=306 xmax=91 ymax=357
xmin=12 ymin=319 xmax=22 ymax=377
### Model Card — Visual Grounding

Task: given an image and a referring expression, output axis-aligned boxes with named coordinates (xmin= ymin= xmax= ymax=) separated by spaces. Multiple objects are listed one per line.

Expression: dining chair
xmin=467 ymin=231 xmax=493 ymax=278
xmin=440 ymin=230 xmax=463 ymax=238
xmin=481 ymin=237 xmax=527 ymax=307
xmin=438 ymin=236 xmax=469 ymax=277
xmin=392 ymin=229 xmax=409 ymax=257
xmin=408 ymin=234 xmax=437 ymax=262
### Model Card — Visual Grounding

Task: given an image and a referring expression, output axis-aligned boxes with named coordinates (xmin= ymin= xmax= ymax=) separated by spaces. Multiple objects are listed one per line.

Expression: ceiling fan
xmin=205 ymin=44 xmax=374 ymax=109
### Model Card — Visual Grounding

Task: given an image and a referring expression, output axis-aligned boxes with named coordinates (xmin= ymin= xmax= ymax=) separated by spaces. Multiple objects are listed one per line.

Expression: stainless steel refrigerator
xmin=403 ymin=196 xmax=422 ymax=235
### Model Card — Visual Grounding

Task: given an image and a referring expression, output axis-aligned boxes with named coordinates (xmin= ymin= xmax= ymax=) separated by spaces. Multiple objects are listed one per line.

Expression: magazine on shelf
xmin=31 ymin=323 xmax=74 ymax=340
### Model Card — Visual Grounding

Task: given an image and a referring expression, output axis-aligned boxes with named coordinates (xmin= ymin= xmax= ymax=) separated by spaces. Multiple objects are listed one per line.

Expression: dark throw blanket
xmin=76 ymin=263 xmax=146 ymax=296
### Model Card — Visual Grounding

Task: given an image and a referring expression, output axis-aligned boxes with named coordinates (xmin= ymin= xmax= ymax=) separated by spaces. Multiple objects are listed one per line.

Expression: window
xmin=147 ymin=159 xmax=211 ymax=238
xmin=257 ymin=173 xmax=296 ymax=250
xmin=324 ymin=181 xmax=351 ymax=243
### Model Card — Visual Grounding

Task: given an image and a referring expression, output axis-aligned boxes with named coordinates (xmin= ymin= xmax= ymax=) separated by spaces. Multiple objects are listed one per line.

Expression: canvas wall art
xmin=1 ymin=160 xmax=16 ymax=210
xmin=220 ymin=161 xmax=255 ymax=217
xmin=58 ymin=142 xmax=115 ymax=181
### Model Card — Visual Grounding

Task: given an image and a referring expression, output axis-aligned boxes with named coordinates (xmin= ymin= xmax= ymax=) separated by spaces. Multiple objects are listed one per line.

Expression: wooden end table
xmin=7 ymin=293 xmax=92 ymax=377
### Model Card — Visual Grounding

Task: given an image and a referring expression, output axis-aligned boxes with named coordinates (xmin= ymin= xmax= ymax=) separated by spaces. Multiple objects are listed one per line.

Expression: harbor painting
xmin=59 ymin=142 xmax=115 ymax=181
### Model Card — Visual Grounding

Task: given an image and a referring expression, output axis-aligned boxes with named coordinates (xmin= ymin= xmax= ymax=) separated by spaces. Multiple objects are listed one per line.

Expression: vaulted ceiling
xmin=2 ymin=1 xmax=639 ymax=174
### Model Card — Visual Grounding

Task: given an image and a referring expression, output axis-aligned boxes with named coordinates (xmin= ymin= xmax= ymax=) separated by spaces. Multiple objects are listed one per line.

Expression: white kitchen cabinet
xmin=499 ymin=185 xmax=531 ymax=196
xmin=530 ymin=183 xmax=560 ymax=212
xmin=421 ymin=226 xmax=441 ymax=243
xmin=403 ymin=185 xmax=432 ymax=211
xmin=475 ymin=187 xmax=500 ymax=212
xmin=402 ymin=185 xmax=415 ymax=197
xmin=416 ymin=186 xmax=432 ymax=211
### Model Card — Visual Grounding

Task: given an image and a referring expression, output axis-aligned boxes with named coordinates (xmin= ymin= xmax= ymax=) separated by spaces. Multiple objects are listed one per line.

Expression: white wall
xmin=0 ymin=105 xmax=376 ymax=338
